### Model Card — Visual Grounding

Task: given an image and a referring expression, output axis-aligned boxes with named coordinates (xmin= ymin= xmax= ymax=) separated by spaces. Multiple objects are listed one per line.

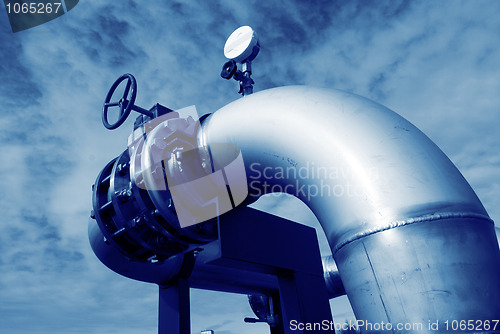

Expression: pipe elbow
xmin=199 ymin=85 xmax=499 ymax=326
xmin=199 ymin=86 xmax=491 ymax=253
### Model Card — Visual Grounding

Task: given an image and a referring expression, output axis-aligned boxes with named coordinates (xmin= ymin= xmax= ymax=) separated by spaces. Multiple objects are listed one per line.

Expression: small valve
xmin=246 ymin=295 xmax=279 ymax=328
xmin=244 ymin=316 xmax=279 ymax=327
xmin=221 ymin=60 xmax=237 ymax=80
xmin=102 ymin=73 xmax=155 ymax=130
xmin=221 ymin=26 xmax=260 ymax=96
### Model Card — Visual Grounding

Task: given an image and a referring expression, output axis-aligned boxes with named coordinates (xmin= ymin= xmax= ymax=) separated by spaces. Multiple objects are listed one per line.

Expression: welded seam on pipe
xmin=332 ymin=212 xmax=493 ymax=255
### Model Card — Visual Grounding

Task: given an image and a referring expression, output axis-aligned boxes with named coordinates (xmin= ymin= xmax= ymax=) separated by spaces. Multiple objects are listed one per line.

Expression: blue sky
xmin=0 ymin=1 xmax=499 ymax=333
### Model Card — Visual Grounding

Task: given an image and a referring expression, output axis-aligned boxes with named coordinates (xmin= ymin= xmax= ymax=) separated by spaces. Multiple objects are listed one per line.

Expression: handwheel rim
xmin=102 ymin=73 xmax=137 ymax=130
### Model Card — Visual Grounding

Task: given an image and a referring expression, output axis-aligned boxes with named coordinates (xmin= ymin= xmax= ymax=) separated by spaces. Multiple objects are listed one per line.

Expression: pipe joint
xmin=333 ymin=211 xmax=494 ymax=255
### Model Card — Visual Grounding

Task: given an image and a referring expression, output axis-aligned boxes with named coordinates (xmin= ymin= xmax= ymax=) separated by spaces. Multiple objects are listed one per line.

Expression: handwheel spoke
xmin=105 ymin=101 xmax=120 ymax=107
xmin=119 ymin=100 xmax=129 ymax=116
xmin=122 ymin=79 xmax=132 ymax=100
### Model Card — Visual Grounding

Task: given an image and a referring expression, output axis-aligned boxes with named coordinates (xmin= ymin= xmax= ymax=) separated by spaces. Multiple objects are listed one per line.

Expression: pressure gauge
xmin=224 ymin=26 xmax=260 ymax=63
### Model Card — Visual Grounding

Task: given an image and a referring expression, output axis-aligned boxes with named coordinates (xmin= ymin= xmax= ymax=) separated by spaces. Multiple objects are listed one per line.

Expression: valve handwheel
xmin=102 ymin=73 xmax=138 ymax=130
xmin=221 ymin=60 xmax=237 ymax=80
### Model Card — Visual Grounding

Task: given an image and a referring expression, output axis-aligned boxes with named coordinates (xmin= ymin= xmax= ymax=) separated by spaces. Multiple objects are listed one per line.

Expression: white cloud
xmin=0 ymin=1 xmax=499 ymax=333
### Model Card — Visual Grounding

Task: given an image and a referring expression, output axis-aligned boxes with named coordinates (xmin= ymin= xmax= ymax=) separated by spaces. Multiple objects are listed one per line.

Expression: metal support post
xmin=158 ymin=279 xmax=191 ymax=334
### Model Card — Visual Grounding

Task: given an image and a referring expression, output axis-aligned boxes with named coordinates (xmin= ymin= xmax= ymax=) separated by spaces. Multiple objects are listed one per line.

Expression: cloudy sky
xmin=1 ymin=0 xmax=499 ymax=333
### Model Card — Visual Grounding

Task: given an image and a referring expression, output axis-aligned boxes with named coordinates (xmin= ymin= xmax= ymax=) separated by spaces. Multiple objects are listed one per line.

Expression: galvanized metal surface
xmin=198 ymin=85 xmax=500 ymax=331
xmin=199 ymin=86 xmax=491 ymax=251
xmin=90 ymin=85 xmax=500 ymax=332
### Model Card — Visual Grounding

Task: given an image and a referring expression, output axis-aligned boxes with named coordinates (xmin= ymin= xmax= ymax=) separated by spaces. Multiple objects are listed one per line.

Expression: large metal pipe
xmin=90 ymin=85 xmax=499 ymax=331
xmin=198 ymin=86 xmax=500 ymax=332
xmin=89 ymin=219 xmax=345 ymax=297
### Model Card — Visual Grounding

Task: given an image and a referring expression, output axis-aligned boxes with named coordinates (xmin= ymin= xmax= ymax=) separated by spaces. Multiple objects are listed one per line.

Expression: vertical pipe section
xmin=199 ymin=86 xmax=500 ymax=331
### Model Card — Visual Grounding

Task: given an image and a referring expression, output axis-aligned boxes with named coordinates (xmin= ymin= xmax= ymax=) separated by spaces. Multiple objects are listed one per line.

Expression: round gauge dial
xmin=224 ymin=26 xmax=260 ymax=63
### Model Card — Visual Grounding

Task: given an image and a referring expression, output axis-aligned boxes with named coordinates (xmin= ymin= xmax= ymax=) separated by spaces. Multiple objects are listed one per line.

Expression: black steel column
xmin=278 ymin=272 xmax=333 ymax=333
xmin=158 ymin=279 xmax=191 ymax=334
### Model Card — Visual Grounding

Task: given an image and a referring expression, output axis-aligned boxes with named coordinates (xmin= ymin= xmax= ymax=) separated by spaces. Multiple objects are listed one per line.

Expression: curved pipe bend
xmin=199 ymin=86 xmax=491 ymax=253
xmin=89 ymin=85 xmax=499 ymax=328
xmin=199 ymin=86 xmax=500 ymax=326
